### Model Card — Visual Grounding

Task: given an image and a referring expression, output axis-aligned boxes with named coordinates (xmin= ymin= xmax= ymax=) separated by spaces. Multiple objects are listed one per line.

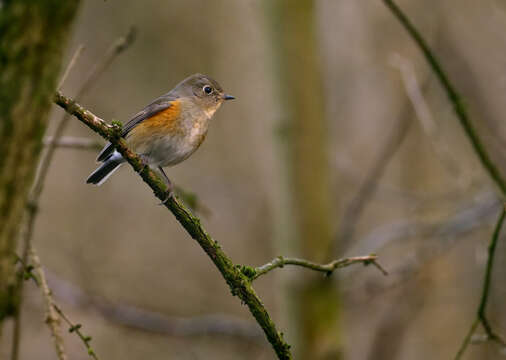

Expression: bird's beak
xmin=223 ymin=94 xmax=235 ymax=101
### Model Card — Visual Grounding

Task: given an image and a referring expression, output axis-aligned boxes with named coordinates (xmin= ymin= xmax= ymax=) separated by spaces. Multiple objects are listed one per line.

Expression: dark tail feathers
xmin=86 ymin=156 xmax=123 ymax=185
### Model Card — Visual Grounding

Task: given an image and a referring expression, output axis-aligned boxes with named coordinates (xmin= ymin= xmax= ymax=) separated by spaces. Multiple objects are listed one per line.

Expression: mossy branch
xmin=53 ymin=92 xmax=293 ymax=360
xmin=383 ymin=0 xmax=506 ymax=196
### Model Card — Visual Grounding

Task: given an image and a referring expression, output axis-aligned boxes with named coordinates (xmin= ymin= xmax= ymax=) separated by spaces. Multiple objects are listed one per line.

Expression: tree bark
xmin=0 ymin=0 xmax=80 ymax=325
xmin=265 ymin=1 xmax=337 ymax=358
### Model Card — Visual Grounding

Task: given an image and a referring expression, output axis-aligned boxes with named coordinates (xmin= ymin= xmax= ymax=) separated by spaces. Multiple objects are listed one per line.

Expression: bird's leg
xmin=157 ymin=166 xmax=174 ymax=204
xmin=139 ymin=154 xmax=151 ymax=173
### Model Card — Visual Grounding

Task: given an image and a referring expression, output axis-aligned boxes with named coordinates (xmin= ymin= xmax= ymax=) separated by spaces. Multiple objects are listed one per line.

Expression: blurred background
xmin=2 ymin=0 xmax=506 ymax=359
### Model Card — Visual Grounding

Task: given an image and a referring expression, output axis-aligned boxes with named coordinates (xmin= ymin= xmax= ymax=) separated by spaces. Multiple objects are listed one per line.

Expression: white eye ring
xmin=203 ymin=85 xmax=212 ymax=94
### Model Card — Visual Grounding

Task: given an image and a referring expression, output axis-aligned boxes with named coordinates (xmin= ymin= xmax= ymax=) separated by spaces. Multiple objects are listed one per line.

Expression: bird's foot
xmin=159 ymin=189 xmax=175 ymax=205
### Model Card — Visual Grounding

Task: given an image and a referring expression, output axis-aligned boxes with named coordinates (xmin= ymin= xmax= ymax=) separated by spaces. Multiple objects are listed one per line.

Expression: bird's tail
xmin=86 ymin=152 xmax=124 ymax=185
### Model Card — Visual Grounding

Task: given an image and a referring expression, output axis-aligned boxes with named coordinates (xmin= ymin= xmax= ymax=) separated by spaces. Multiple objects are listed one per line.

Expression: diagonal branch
xmin=477 ymin=207 xmax=506 ymax=343
xmin=24 ymin=251 xmax=99 ymax=360
xmin=53 ymin=92 xmax=293 ymax=360
xmin=454 ymin=206 xmax=506 ymax=359
xmin=250 ymin=255 xmax=387 ymax=281
xmin=43 ymin=136 xmax=104 ymax=151
xmin=382 ymin=2 xmax=506 ymax=358
xmin=383 ymin=0 xmax=506 ymax=196
xmin=29 ymin=249 xmax=67 ymax=360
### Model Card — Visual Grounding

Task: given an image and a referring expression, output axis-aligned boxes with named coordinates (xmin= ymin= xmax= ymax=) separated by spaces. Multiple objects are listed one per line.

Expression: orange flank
xmin=126 ymin=101 xmax=182 ymax=149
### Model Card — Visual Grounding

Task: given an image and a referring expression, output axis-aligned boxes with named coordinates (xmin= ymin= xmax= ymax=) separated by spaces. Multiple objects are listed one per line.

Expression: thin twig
xmin=477 ymin=207 xmax=506 ymax=343
xmin=343 ymin=192 xmax=501 ymax=304
xmin=44 ymin=270 xmax=264 ymax=342
xmin=30 ymin=248 xmax=67 ymax=360
xmin=54 ymin=92 xmax=295 ymax=360
xmin=32 ymin=26 xmax=136 ymax=201
xmin=43 ymin=136 xmax=104 ymax=151
xmin=454 ymin=319 xmax=480 ymax=360
xmin=454 ymin=206 xmax=506 ymax=359
xmin=336 ymin=87 xmax=416 ymax=251
xmin=52 ymin=304 xmax=99 ymax=360
xmin=20 ymin=249 xmax=100 ymax=360
xmin=250 ymin=255 xmax=387 ymax=280
xmin=390 ymin=53 xmax=461 ymax=176
xmin=383 ymin=0 xmax=506 ymax=196
xmin=382 ymin=2 xmax=506 ymax=358
xmin=77 ymin=26 xmax=136 ymax=97
xmin=11 ymin=42 xmax=86 ymax=360
xmin=58 ymin=44 xmax=85 ymax=89
xmin=12 ymin=28 xmax=136 ymax=360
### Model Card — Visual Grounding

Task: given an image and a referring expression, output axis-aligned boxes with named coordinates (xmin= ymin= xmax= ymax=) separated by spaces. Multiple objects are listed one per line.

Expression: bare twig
xmin=32 ymin=26 xmax=136 ymax=201
xmin=336 ymin=64 xmax=438 ymax=254
xmin=29 ymin=249 xmax=67 ymax=360
xmin=52 ymin=304 xmax=99 ymax=360
xmin=383 ymin=0 xmax=506 ymax=196
xmin=454 ymin=206 xmax=506 ymax=359
xmin=58 ymin=44 xmax=85 ymax=89
xmin=43 ymin=136 xmax=104 ymax=151
xmin=11 ymin=42 xmax=86 ymax=360
xmin=13 ymin=28 xmax=136 ymax=360
xmin=336 ymin=90 xmax=415 ymax=251
xmin=53 ymin=92 xmax=298 ymax=359
xmin=44 ymin=271 xmax=263 ymax=342
xmin=477 ymin=208 xmax=506 ymax=344
xmin=250 ymin=255 xmax=386 ymax=281
xmin=455 ymin=319 xmax=480 ymax=360
xmin=390 ymin=53 xmax=461 ymax=176
xmin=382 ymin=3 xmax=506 ymax=358
xmin=343 ymin=192 xmax=502 ymax=305
xmin=18 ymin=250 xmax=100 ymax=359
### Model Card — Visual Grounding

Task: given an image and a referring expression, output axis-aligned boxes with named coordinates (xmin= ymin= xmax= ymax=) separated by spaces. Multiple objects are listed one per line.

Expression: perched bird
xmin=86 ymin=73 xmax=234 ymax=194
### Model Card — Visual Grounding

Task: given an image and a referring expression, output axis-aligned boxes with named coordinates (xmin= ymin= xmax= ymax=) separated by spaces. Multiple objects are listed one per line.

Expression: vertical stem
xmin=264 ymin=1 xmax=337 ymax=358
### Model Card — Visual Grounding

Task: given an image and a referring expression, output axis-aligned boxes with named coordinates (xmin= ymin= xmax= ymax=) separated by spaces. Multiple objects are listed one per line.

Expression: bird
xmin=86 ymin=73 xmax=234 ymax=196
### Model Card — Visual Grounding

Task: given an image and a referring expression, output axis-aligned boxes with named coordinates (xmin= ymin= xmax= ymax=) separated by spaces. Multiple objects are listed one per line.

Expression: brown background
xmin=2 ymin=0 xmax=506 ymax=359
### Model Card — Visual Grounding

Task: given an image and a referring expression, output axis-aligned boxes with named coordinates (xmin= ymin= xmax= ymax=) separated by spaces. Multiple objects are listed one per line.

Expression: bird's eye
xmin=203 ymin=85 xmax=213 ymax=94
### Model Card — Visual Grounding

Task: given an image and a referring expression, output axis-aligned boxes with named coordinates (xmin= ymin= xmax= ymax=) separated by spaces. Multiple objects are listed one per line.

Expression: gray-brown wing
xmin=96 ymin=94 xmax=177 ymax=162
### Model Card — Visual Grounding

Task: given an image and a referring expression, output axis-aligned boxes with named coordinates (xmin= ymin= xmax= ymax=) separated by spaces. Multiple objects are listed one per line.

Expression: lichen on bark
xmin=0 ymin=0 xmax=81 ymax=324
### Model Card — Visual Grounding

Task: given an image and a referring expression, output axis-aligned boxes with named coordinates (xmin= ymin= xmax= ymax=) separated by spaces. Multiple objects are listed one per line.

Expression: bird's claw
xmin=158 ymin=189 xmax=174 ymax=205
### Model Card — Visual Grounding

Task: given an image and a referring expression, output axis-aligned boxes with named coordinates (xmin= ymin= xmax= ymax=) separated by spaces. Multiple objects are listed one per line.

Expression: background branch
xmin=43 ymin=136 xmax=104 ymax=151
xmin=383 ymin=0 xmax=506 ymax=196
xmin=383 ymin=3 xmax=506 ymax=358
xmin=19 ymin=252 xmax=100 ymax=360
xmin=29 ymin=249 xmax=67 ymax=360
xmin=52 ymin=304 xmax=99 ymax=360
xmin=12 ymin=29 xmax=137 ymax=360
xmin=336 ymin=79 xmax=418 ymax=252
xmin=454 ymin=206 xmax=506 ymax=359
xmin=44 ymin=270 xmax=264 ymax=342
xmin=57 ymin=44 xmax=85 ymax=89
xmin=390 ymin=54 xmax=461 ymax=176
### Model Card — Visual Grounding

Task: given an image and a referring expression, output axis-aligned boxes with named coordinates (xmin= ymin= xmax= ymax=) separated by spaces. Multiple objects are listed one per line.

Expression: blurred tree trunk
xmin=265 ymin=1 xmax=337 ymax=358
xmin=0 ymin=0 xmax=80 ymax=327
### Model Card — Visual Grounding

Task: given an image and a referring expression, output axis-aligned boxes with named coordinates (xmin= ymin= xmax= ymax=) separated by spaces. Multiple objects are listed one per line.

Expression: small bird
xmin=86 ymin=73 xmax=234 ymax=194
